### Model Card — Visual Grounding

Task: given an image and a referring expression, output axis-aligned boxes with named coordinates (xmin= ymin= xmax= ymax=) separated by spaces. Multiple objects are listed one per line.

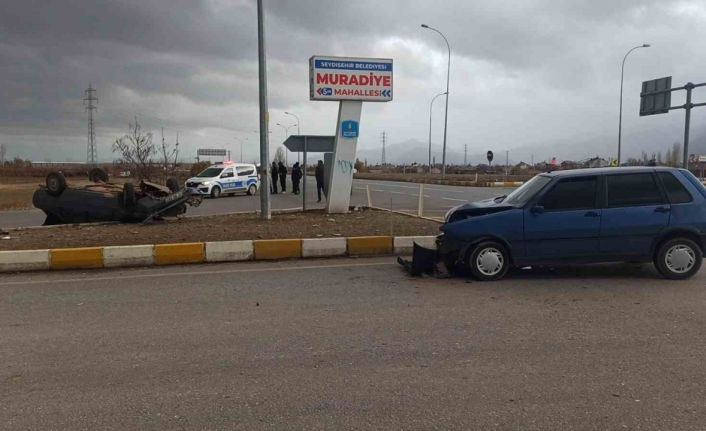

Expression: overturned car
xmin=33 ymin=170 xmax=202 ymax=225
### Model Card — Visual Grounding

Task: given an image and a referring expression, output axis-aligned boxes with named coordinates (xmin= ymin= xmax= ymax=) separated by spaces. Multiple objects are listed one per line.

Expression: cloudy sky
xmin=1 ymin=0 xmax=705 ymax=164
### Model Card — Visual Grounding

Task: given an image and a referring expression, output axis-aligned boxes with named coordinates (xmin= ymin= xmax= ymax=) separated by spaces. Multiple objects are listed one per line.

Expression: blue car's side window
xmin=658 ymin=172 xmax=692 ymax=204
xmin=606 ymin=173 xmax=664 ymax=207
xmin=538 ymin=177 xmax=597 ymax=211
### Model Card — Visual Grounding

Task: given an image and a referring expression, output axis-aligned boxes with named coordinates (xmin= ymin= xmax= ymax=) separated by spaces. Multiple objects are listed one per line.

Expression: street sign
xmin=341 ymin=120 xmax=359 ymax=138
xmin=486 ymin=151 xmax=494 ymax=163
xmin=309 ymin=56 xmax=393 ymax=102
xmin=197 ymin=148 xmax=227 ymax=156
xmin=640 ymin=76 xmax=672 ymax=116
xmin=698 ymin=155 xmax=706 ymax=163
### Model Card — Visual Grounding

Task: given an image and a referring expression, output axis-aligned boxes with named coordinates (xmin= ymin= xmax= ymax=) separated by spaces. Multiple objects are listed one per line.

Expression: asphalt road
xmin=0 ymin=178 xmax=512 ymax=228
xmin=2 ymin=257 xmax=705 ymax=430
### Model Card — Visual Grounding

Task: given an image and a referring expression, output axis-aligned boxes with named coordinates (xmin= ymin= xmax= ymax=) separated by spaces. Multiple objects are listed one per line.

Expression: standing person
xmin=291 ymin=162 xmax=302 ymax=195
xmin=315 ymin=160 xmax=326 ymax=203
xmin=270 ymin=161 xmax=278 ymax=194
xmin=278 ymin=161 xmax=287 ymax=193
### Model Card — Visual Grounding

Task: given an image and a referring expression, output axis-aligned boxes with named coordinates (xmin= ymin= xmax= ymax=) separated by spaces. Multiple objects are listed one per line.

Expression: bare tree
xmin=671 ymin=142 xmax=682 ymax=167
xmin=112 ymin=117 xmax=155 ymax=180
xmin=158 ymin=128 xmax=180 ymax=181
xmin=0 ymin=143 xmax=6 ymax=165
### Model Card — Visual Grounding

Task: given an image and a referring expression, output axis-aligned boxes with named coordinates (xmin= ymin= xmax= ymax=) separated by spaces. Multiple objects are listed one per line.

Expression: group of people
xmin=269 ymin=160 xmax=326 ymax=202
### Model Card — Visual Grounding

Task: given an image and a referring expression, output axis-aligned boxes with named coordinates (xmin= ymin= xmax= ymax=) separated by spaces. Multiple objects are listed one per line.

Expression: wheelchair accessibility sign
xmin=341 ymin=120 xmax=359 ymax=138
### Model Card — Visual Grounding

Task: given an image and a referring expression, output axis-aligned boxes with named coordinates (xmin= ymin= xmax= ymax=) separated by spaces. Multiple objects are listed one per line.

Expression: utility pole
xmin=84 ymin=84 xmax=98 ymax=166
xmin=464 ymin=144 xmax=467 ymax=166
xmin=505 ymin=150 xmax=509 ymax=179
xmin=256 ymin=0 xmax=271 ymax=220
xmin=381 ymin=131 xmax=386 ymax=165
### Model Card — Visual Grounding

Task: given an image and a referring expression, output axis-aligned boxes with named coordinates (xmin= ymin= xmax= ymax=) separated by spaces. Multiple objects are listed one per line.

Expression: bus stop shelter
xmin=283 ymin=135 xmax=334 ymax=210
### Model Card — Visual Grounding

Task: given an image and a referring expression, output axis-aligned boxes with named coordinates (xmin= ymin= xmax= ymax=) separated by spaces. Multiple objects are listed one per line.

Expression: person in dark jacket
xmin=315 ymin=160 xmax=325 ymax=202
xmin=278 ymin=161 xmax=287 ymax=193
xmin=270 ymin=161 xmax=278 ymax=194
xmin=291 ymin=162 xmax=302 ymax=195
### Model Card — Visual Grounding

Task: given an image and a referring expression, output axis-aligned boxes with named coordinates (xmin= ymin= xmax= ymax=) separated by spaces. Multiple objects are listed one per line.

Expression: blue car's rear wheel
xmin=467 ymin=241 xmax=510 ymax=281
xmin=655 ymin=237 xmax=702 ymax=280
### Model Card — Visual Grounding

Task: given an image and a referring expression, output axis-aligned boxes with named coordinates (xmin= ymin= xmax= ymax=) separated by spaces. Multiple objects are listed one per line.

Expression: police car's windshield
xmin=504 ymin=174 xmax=552 ymax=206
xmin=196 ymin=167 xmax=223 ymax=178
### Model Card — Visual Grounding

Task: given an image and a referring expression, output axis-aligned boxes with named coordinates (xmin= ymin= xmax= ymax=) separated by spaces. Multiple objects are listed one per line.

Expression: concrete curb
xmin=302 ymin=238 xmax=347 ymax=258
xmin=104 ymin=245 xmax=154 ymax=268
xmin=0 ymin=249 xmax=50 ymax=272
xmin=254 ymin=239 xmax=302 ymax=260
xmin=51 ymin=247 xmax=103 ymax=270
xmin=0 ymin=235 xmax=438 ymax=273
xmin=347 ymin=236 xmax=393 ymax=256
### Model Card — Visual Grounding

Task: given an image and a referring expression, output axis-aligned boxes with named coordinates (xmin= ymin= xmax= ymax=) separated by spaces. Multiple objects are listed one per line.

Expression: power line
xmin=84 ymin=84 xmax=98 ymax=165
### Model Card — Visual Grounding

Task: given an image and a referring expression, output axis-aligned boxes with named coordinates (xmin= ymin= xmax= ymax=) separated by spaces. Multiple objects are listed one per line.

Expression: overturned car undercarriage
xmin=33 ymin=170 xmax=202 ymax=225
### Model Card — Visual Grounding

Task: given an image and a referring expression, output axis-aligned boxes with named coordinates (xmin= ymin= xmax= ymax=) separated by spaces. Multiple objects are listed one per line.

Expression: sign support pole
xmin=256 ymin=0 xmax=271 ymax=220
xmin=683 ymin=83 xmax=693 ymax=169
xmin=303 ymin=136 xmax=307 ymax=211
xmin=326 ymin=100 xmax=363 ymax=213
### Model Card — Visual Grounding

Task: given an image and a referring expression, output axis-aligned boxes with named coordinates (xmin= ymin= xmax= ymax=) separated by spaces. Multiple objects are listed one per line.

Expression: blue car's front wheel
xmin=467 ymin=241 xmax=511 ymax=281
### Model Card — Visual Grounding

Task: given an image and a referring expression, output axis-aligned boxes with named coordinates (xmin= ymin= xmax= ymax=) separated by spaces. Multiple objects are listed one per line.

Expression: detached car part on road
xmin=33 ymin=170 xmax=202 ymax=225
xmin=402 ymin=167 xmax=706 ymax=281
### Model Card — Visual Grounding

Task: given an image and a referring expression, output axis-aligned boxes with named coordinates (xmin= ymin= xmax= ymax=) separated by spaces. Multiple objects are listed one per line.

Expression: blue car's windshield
xmin=504 ymin=174 xmax=552 ymax=206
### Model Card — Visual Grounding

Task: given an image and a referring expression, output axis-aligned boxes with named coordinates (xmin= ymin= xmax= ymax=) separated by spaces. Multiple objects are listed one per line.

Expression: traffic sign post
xmin=309 ymin=56 xmax=393 ymax=213
xmin=640 ymin=77 xmax=706 ymax=168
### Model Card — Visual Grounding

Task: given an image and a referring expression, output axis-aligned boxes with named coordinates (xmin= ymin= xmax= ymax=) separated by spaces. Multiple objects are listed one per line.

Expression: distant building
xmin=515 ymin=161 xmax=530 ymax=170
xmin=560 ymin=160 xmax=579 ymax=170
xmin=585 ymin=157 xmax=609 ymax=168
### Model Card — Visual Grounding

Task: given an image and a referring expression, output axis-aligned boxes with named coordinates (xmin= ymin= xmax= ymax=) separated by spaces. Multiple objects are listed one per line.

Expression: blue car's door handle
xmin=654 ymin=206 xmax=671 ymax=213
xmin=584 ymin=211 xmax=600 ymax=217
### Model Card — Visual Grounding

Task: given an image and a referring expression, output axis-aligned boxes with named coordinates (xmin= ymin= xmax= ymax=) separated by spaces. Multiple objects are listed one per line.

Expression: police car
xmin=185 ymin=161 xmax=259 ymax=198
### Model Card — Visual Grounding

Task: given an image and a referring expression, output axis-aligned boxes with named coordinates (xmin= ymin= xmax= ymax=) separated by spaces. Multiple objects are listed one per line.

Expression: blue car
xmin=438 ymin=167 xmax=706 ymax=281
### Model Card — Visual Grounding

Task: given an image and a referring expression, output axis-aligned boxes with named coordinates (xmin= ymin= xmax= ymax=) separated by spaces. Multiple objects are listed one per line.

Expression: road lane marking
xmin=0 ymin=261 xmax=397 ymax=287
xmin=441 ymin=197 xmax=468 ymax=202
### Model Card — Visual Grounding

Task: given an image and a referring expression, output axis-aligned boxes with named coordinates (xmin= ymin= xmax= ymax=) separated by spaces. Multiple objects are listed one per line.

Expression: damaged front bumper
xmin=398 ymin=234 xmax=463 ymax=277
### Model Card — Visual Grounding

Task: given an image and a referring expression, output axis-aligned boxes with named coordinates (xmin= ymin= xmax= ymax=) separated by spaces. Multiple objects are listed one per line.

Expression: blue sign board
xmin=341 ymin=120 xmax=359 ymax=138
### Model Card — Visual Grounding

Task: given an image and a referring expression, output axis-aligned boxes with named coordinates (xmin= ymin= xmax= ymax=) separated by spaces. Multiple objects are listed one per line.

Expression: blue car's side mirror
xmin=531 ymin=205 xmax=545 ymax=214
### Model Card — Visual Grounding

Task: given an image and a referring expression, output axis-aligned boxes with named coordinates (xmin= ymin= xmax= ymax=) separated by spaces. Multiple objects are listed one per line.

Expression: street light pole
xmin=234 ymin=137 xmax=247 ymax=163
xmin=422 ymin=24 xmax=451 ymax=179
xmin=428 ymin=91 xmax=447 ymax=174
xmin=256 ymin=0 xmax=270 ymax=220
xmin=284 ymin=111 xmax=300 ymax=163
xmin=618 ymin=43 xmax=650 ymax=166
xmin=276 ymin=123 xmax=296 ymax=166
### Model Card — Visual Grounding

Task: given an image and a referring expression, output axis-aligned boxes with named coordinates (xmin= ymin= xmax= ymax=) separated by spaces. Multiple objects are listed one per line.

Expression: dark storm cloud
xmin=0 ymin=0 xmax=704 ymax=162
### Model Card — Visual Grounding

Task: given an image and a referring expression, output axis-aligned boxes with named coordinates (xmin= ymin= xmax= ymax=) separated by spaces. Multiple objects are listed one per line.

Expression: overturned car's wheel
xmin=654 ymin=237 xmax=702 ymax=280
xmin=88 ymin=167 xmax=109 ymax=183
xmin=122 ymin=182 xmax=136 ymax=208
xmin=166 ymin=178 xmax=180 ymax=193
xmin=45 ymin=172 xmax=67 ymax=197
xmin=467 ymin=241 xmax=510 ymax=281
